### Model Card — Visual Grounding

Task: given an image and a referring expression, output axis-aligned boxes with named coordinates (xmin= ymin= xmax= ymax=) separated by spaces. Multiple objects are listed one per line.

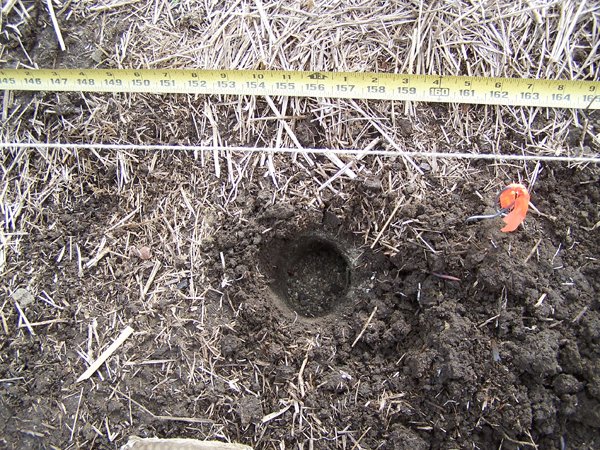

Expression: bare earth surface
xmin=1 ymin=1 xmax=599 ymax=449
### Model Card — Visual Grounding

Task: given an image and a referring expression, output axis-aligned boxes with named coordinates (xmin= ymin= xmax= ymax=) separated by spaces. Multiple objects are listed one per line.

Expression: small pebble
xmin=138 ymin=246 xmax=152 ymax=260
xmin=362 ymin=177 xmax=383 ymax=191
xmin=12 ymin=288 xmax=35 ymax=308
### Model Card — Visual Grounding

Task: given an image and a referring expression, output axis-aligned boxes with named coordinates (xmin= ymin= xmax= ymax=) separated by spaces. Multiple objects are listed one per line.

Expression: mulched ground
xmin=1 ymin=1 xmax=599 ymax=449
xmin=2 ymin=150 xmax=599 ymax=449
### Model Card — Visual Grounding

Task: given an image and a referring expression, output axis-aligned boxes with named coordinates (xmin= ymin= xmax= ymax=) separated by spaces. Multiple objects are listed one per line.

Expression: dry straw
xmin=0 ymin=0 xmax=599 ymax=448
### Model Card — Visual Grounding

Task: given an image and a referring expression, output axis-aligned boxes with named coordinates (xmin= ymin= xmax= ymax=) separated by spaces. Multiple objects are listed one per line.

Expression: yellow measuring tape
xmin=1 ymin=68 xmax=598 ymax=109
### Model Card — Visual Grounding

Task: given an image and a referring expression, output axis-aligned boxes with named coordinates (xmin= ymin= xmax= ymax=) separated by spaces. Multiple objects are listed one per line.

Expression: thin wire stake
xmin=466 ymin=208 xmax=510 ymax=222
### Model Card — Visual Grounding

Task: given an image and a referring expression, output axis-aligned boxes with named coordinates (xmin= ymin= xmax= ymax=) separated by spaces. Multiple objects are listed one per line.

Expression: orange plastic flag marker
xmin=498 ymin=183 xmax=530 ymax=232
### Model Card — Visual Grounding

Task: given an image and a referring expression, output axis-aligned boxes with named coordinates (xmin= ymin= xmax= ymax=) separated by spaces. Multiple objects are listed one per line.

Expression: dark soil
xmin=1 ymin=4 xmax=599 ymax=450
xmin=215 ymin=166 xmax=600 ymax=450
xmin=262 ymin=234 xmax=352 ymax=318
xmin=1 ymin=151 xmax=599 ymax=450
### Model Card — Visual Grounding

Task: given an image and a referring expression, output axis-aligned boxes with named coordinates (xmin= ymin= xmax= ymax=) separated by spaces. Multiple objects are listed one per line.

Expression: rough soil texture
xmin=262 ymin=234 xmax=352 ymax=318
xmin=1 ymin=1 xmax=599 ymax=450
xmin=2 ymin=152 xmax=599 ymax=449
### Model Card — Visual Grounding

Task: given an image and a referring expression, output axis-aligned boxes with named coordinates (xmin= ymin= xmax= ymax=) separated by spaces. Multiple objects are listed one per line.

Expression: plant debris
xmin=0 ymin=1 xmax=599 ymax=449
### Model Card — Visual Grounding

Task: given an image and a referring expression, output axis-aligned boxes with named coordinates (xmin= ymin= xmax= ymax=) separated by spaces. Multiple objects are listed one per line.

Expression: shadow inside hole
xmin=267 ymin=235 xmax=352 ymax=318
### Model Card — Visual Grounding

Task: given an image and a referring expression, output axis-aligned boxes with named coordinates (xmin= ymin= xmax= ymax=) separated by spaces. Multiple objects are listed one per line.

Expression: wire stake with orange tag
xmin=466 ymin=183 xmax=530 ymax=232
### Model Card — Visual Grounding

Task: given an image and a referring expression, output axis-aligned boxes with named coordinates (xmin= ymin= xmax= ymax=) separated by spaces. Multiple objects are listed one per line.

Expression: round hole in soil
xmin=269 ymin=236 xmax=352 ymax=318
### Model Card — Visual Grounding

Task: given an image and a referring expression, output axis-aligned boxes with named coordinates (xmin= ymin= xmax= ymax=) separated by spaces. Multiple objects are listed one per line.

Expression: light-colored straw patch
xmin=0 ymin=0 xmax=599 ymax=448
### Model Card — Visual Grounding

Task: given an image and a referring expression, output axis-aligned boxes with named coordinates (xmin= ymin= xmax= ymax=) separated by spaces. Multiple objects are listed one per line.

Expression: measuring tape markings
xmin=0 ymin=69 xmax=598 ymax=109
